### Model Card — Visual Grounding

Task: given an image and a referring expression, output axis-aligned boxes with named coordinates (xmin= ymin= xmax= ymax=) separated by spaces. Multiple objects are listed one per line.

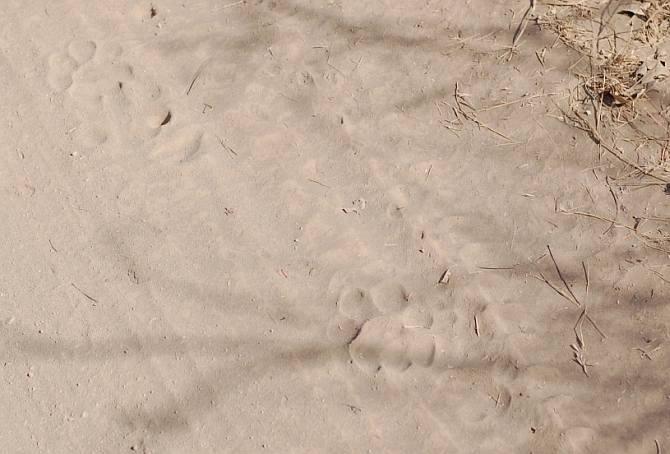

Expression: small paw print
xmin=47 ymin=40 xmax=97 ymax=91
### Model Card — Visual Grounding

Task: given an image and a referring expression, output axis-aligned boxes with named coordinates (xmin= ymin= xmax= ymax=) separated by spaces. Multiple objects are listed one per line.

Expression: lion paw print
xmin=47 ymin=39 xmax=172 ymax=150
xmin=327 ymin=282 xmax=436 ymax=374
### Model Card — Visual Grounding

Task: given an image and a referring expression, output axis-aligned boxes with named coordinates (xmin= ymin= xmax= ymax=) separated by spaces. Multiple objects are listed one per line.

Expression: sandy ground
xmin=1 ymin=0 xmax=670 ymax=452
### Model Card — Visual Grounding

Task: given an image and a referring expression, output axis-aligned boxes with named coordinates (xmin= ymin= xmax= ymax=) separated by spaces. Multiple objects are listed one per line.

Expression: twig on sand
xmin=533 ymin=272 xmax=579 ymax=307
xmin=537 ymin=246 xmax=608 ymax=377
xmin=634 ymin=341 xmax=663 ymax=360
xmin=558 ymin=107 xmax=668 ymax=183
xmin=218 ymin=0 xmax=245 ymax=10
xmin=574 ymin=307 xmax=587 ymax=349
xmin=571 ymin=342 xmax=594 ymax=377
xmin=603 ymin=175 xmax=619 ymax=235
xmin=560 ymin=209 xmax=670 ymax=253
xmin=454 ymin=83 xmax=513 ymax=141
xmin=216 ymin=135 xmax=238 ymax=157
xmin=645 ymin=265 xmax=670 ymax=284
xmin=477 ymin=92 xmax=556 ymax=112
xmin=71 ymin=283 xmax=98 ymax=304
xmin=186 ymin=59 xmax=211 ymax=95
xmin=547 ymin=245 xmax=581 ymax=305
xmin=509 ymin=0 xmax=537 ymax=59
xmin=307 ymin=178 xmax=330 ymax=189
xmin=478 ymin=265 xmax=518 ymax=270
xmin=545 ymin=246 xmax=606 ymax=339
xmin=582 ymin=261 xmax=590 ymax=299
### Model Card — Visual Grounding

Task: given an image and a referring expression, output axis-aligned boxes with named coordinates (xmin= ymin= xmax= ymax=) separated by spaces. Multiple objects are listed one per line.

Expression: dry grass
xmin=531 ymin=0 xmax=670 ymax=182
xmin=637 ymin=0 xmax=670 ymax=45
xmin=536 ymin=1 xmax=670 ymax=105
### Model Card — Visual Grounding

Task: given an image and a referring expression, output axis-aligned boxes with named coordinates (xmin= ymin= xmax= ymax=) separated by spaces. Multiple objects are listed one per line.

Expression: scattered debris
xmin=571 ymin=343 xmax=595 ymax=377
xmin=438 ymin=269 xmax=452 ymax=285
xmin=452 ymin=82 xmax=513 ymax=142
xmin=634 ymin=339 xmax=664 ymax=360
xmin=343 ymin=404 xmax=362 ymax=414
xmin=342 ymin=198 xmax=366 ymax=214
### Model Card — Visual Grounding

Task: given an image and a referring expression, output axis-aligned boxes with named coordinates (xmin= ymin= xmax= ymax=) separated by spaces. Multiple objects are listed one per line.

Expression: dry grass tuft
xmin=530 ymin=1 xmax=670 ymax=182
xmin=537 ymin=1 xmax=670 ymax=105
xmin=637 ymin=0 xmax=670 ymax=45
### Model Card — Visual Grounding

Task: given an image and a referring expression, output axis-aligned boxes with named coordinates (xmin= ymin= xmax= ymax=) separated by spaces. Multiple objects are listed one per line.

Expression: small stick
xmin=454 ymin=83 xmax=513 ymax=141
xmin=572 ymin=345 xmax=593 ymax=377
xmin=560 ymin=210 xmax=670 ymax=253
xmin=574 ymin=308 xmax=587 ymax=349
xmin=538 ymin=255 xmax=606 ymax=340
xmin=477 ymin=92 xmax=556 ymax=112
xmin=216 ymin=135 xmax=238 ymax=157
xmin=582 ymin=261 xmax=589 ymax=299
xmin=645 ymin=266 xmax=670 ymax=284
xmin=71 ymin=283 xmax=98 ymax=304
xmin=533 ymin=272 xmax=579 ymax=307
xmin=579 ymin=261 xmax=607 ymax=339
xmin=586 ymin=313 xmax=607 ymax=340
xmin=219 ymin=0 xmax=244 ymax=10
xmin=511 ymin=0 xmax=536 ymax=49
xmin=48 ymin=239 xmax=58 ymax=253
xmin=186 ymin=59 xmax=211 ymax=95
xmin=603 ymin=176 xmax=619 ymax=235
xmin=562 ymin=210 xmax=636 ymax=231
xmin=474 ymin=314 xmax=480 ymax=337
xmin=438 ymin=269 xmax=452 ymax=285
xmin=547 ymin=245 xmax=581 ymax=306
xmin=307 ymin=178 xmax=330 ymax=189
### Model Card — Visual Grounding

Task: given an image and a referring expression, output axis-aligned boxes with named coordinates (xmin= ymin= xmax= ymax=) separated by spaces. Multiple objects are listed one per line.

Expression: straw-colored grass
xmin=531 ymin=0 xmax=670 ymax=182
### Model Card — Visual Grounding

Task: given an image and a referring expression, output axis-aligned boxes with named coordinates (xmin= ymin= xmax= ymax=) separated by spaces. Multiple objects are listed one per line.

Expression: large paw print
xmin=327 ymin=281 xmax=436 ymax=374
xmin=47 ymin=40 xmax=173 ymax=151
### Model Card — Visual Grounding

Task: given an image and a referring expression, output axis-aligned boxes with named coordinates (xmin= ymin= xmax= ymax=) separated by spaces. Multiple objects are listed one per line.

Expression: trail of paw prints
xmin=327 ymin=281 xmax=436 ymax=374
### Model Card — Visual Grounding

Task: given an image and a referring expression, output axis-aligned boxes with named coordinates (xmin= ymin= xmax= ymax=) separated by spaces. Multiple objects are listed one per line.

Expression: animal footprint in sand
xmin=48 ymin=40 xmax=172 ymax=149
xmin=328 ymin=281 xmax=436 ymax=374
xmin=47 ymin=40 xmax=97 ymax=91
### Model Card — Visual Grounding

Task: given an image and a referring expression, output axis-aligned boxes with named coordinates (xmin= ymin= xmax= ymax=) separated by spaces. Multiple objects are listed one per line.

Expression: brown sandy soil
xmin=1 ymin=1 xmax=669 ymax=453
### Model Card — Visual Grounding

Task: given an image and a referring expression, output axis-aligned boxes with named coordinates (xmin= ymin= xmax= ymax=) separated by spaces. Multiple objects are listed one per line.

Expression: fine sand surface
xmin=1 ymin=1 xmax=670 ymax=453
